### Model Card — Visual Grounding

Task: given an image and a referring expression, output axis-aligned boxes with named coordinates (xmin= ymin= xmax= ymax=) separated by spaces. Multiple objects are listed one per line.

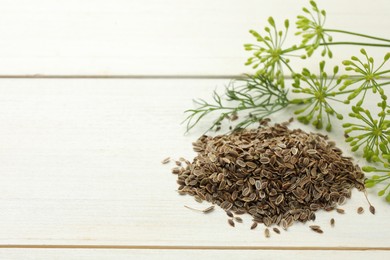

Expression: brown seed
xmin=250 ymin=222 xmax=258 ymax=230
xmin=172 ymin=119 xmax=366 ymax=233
xmin=281 ymin=219 xmax=288 ymax=230
xmin=275 ymin=194 xmax=284 ymax=205
xmin=336 ymin=208 xmax=345 ymax=214
xmin=291 ymin=147 xmax=298 ymax=155
xmin=369 ymin=205 xmax=376 ymax=215
xmin=236 ymin=159 xmax=246 ymax=167
xmin=234 ymin=217 xmax=243 ymax=223
xmin=310 ymin=226 xmax=324 ymax=234
xmin=228 ymin=219 xmax=235 ymax=227
xmin=330 ymin=218 xmax=335 ymax=227
xmin=273 ymin=227 xmax=280 ymax=234
xmin=264 ymin=228 xmax=270 ymax=238
xmin=260 ymin=157 xmax=270 ymax=164
xmin=226 ymin=211 xmax=233 ymax=218
xmin=357 ymin=207 xmax=364 ymax=214
xmin=255 ymin=180 xmax=262 ymax=190
xmin=161 ymin=157 xmax=171 ymax=164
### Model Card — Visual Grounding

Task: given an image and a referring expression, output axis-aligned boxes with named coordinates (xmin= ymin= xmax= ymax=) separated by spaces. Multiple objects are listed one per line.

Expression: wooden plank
xmin=0 ymin=0 xmax=389 ymax=76
xmin=0 ymin=79 xmax=389 ymax=247
xmin=0 ymin=249 xmax=389 ymax=260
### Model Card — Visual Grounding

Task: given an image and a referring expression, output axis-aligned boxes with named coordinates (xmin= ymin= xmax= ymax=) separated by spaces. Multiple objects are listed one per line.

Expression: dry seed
xmin=260 ymin=157 xmax=270 ymax=164
xmin=250 ymin=222 xmax=258 ymax=230
xmin=336 ymin=208 xmax=345 ymax=214
xmin=273 ymin=227 xmax=281 ymax=234
xmin=172 ymin=120 xmax=366 ymax=234
xmin=264 ymin=228 xmax=270 ymax=238
xmin=357 ymin=207 xmax=364 ymax=214
xmin=234 ymin=217 xmax=243 ymax=223
xmin=369 ymin=205 xmax=376 ymax=215
xmin=161 ymin=157 xmax=171 ymax=164
xmin=330 ymin=218 xmax=335 ymax=227
xmin=310 ymin=226 xmax=324 ymax=234
xmin=226 ymin=211 xmax=233 ymax=218
xmin=228 ymin=219 xmax=235 ymax=227
xmin=255 ymin=180 xmax=262 ymax=190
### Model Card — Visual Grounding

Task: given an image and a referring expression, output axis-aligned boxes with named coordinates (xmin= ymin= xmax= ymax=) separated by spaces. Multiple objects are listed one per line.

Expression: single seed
xmin=273 ymin=227 xmax=280 ymax=234
xmin=250 ymin=222 xmax=258 ymax=230
xmin=226 ymin=211 xmax=233 ymax=218
xmin=310 ymin=226 xmax=324 ymax=234
xmin=161 ymin=157 xmax=171 ymax=164
xmin=369 ymin=205 xmax=376 ymax=215
xmin=330 ymin=218 xmax=335 ymax=227
xmin=357 ymin=207 xmax=364 ymax=214
xmin=228 ymin=219 xmax=235 ymax=227
xmin=234 ymin=217 xmax=243 ymax=223
xmin=336 ymin=208 xmax=345 ymax=214
xmin=175 ymin=161 xmax=182 ymax=166
xmin=264 ymin=228 xmax=270 ymax=238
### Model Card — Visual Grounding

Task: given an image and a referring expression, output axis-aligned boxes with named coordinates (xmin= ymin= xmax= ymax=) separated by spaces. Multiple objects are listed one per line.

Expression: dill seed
xmin=228 ymin=219 xmax=235 ymax=227
xmin=161 ymin=157 xmax=171 ymax=164
xmin=330 ymin=218 xmax=335 ymax=227
xmin=250 ymin=222 xmax=258 ymax=230
xmin=264 ymin=228 xmax=270 ymax=238
xmin=234 ymin=217 xmax=243 ymax=223
xmin=310 ymin=225 xmax=323 ymax=234
xmin=357 ymin=207 xmax=364 ymax=214
xmin=175 ymin=161 xmax=182 ymax=166
xmin=369 ymin=205 xmax=376 ymax=215
xmin=273 ymin=227 xmax=280 ymax=234
xmin=172 ymin=120 xmax=366 ymax=235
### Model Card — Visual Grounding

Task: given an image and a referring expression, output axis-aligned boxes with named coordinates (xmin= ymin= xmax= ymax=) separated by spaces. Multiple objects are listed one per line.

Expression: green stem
xmin=335 ymin=81 xmax=390 ymax=96
xmin=283 ymin=42 xmax=390 ymax=54
xmin=324 ymin=29 xmax=390 ymax=43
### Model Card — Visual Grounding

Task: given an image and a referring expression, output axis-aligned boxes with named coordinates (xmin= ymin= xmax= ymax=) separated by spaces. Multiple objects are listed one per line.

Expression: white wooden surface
xmin=1 ymin=0 xmax=390 ymax=259
xmin=0 ymin=0 xmax=389 ymax=76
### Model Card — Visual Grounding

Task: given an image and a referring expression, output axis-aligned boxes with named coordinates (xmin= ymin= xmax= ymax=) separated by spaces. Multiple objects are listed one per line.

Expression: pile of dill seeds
xmin=171 ymin=121 xmax=366 ymax=233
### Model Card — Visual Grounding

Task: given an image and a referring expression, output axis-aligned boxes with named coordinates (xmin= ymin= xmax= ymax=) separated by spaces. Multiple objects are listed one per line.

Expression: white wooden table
xmin=0 ymin=1 xmax=390 ymax=259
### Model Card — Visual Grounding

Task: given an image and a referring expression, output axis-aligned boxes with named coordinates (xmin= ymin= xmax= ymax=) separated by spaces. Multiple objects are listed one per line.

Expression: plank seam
xmin=0 ymin=245 xmax=389 ymax=251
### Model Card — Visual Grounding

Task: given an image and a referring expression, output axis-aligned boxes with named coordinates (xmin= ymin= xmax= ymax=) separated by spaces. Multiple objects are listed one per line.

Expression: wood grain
xmin=0 ymin=79 xmax=389 ymax=249
xmin=0 ymin=0 xmax=389 ymax=76
xmin=0 ymin=249 xmax=388 ymax=260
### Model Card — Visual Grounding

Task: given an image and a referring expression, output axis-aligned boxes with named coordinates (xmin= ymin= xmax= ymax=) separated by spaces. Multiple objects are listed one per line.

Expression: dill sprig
xmin=291 ymin=61 xmax=344 ymax=131
xmin=183 ymin=0 xmax=390 ymax=202
xmin=183 ymin=75 xmax=289 ymax=133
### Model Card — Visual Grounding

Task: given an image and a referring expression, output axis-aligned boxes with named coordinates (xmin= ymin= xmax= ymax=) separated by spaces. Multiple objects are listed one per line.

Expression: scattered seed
xmin=161 ymin=157 xmax=171 ymax=164
xmin=273 ymin=227 xmax=280 ymax=234
xmin=228 ymin=219 xmax=235 ymax=227
xmin=250 ymin=222 xmax=258 ymax=230
xmin=310 ymin=226 xmax=324 ymax=234
xmin=357 ymin=207 xmax=364 ymax=214
xmin=330 ymin=218 xmax=335 ymax=227
xmin=369 ymin=205 xmax=376 ymax=215
xmin=336 ymin=208 xmax=345 ymax=214
xmin=264 ymin=228 xmax=270 ymax=238
xmin=226 ymin=211 xmax=233 ymax=218
xmin=234 ymin=217 xmax=243 ymax=223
